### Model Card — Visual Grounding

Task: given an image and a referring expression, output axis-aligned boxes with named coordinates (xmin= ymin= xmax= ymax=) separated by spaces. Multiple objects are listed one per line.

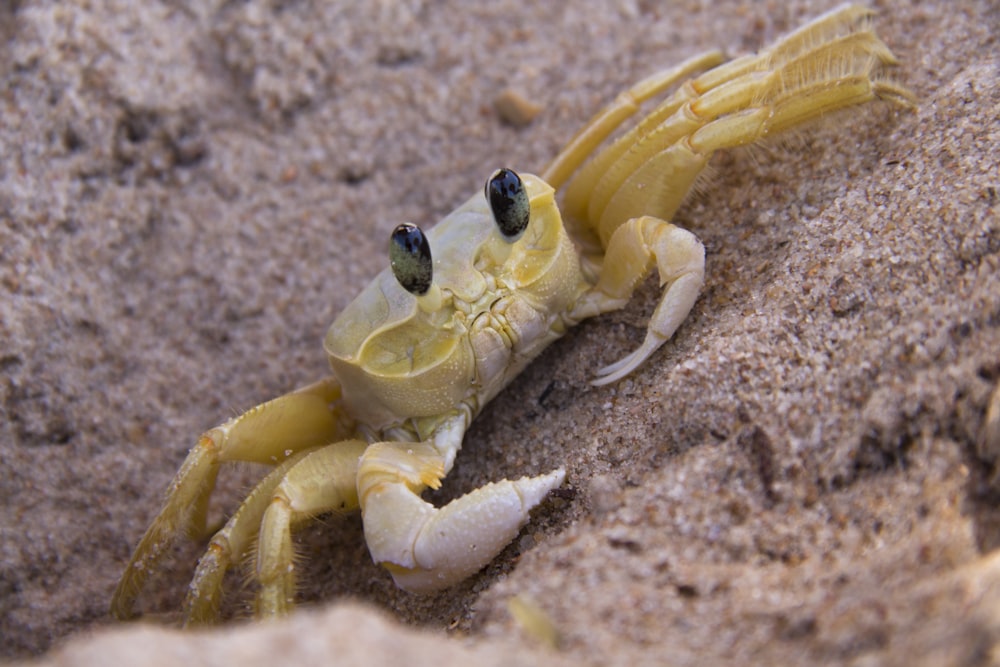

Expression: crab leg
xmin=182 ymin=451 xmax=308 ymax=624
xmin=254 ymin=439 xmax=366 ymax=617
xmin=560 ymin=2 xmax=915 ymax=247
xmin=356 ymin=415 xmax=565 ymax=592
xmin=570 ymin=216 xmax=705 ymax=385
xmin=541 ymin=49 xmax=724 ymax=191
xmin=179 ymin=439 xmax=365 ymax=624
xmin=111 ymin=377 xmax=354 ymax=620
xmin=548 ymin=6 xmax=914 ymax=384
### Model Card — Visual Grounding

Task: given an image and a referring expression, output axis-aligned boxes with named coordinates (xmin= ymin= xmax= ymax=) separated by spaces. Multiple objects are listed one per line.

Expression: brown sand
xmin=2 ymin=1 xmax=999 ymax=665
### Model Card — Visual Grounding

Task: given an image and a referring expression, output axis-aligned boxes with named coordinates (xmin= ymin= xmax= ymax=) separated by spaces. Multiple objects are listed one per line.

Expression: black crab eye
xmin=389 ymin=222 xmax=432 ymax=295
xmin=485 ymin=168 xmax=530 ymax=241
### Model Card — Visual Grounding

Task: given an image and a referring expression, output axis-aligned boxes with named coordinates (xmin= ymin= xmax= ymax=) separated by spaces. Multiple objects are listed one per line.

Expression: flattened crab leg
xmin=111 ymin=377 xmax=355 ymax=620
xmin=541 ymin=48 xmax=725 ymax=191
xmin=356 ymin=414 xmax=565 ymax=592
xmin=556 ymin=3 xmax=914 ymax=246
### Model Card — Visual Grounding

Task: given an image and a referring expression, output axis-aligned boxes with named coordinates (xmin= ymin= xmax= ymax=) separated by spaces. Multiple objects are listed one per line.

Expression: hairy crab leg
xmin=253 ymin=440 xmax=367 ymax=618
xmin=111 ymin=377 xmax=354 ymax=620
xmin=182 ymin=440 xmax=365 ymax=624
xmin=182 ymin=451 xmax=309 ymax=624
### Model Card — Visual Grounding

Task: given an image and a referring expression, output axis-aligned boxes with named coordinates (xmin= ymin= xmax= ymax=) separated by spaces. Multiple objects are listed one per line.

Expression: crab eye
xmin=389 ymin=223 xmax=432 ymax=295
xmin=486 ymin=168 xmax=530 ymax=242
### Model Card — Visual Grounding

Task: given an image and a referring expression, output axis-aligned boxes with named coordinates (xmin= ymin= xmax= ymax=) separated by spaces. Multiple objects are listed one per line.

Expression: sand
xmin=2 ymin=0 xmax=999 ymax=665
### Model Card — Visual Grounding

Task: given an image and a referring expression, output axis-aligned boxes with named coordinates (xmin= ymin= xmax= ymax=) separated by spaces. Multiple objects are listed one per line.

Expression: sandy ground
xmin=2 ymin=0 xmax=999 ymax=665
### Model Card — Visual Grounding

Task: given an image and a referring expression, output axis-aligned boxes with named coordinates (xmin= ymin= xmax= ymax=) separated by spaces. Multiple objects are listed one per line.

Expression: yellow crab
xmin=112 ymin=4 xmax=914 ymax=624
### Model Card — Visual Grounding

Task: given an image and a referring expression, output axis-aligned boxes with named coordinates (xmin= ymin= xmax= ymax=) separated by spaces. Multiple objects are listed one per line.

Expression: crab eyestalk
xmin=486 ymin=168 xmax=530 ymax=242
xmin=389 ymin=222 xmax=442 ymax=312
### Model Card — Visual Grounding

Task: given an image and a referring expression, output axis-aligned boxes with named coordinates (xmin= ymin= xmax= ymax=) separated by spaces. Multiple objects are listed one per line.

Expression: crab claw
xmin=359 ymin=454 xmax=566 ymax=593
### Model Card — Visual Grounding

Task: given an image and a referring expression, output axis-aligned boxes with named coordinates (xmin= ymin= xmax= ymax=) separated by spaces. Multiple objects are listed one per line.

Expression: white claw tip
xmin=516 ymin=468 xmax=566 ymax=509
